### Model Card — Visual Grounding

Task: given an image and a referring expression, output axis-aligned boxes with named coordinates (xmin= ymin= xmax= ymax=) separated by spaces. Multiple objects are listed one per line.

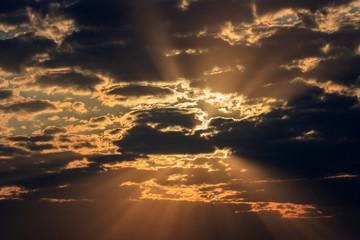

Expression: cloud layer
xmin=1 ymin=0 xmax=360 ymax=239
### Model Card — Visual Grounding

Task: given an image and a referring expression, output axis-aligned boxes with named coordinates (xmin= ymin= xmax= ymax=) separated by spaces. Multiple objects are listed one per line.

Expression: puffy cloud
xmin=64 ymin=158 xmax=90 ymax=170
xmin=70 ymin=101 xmax=87 ymax=113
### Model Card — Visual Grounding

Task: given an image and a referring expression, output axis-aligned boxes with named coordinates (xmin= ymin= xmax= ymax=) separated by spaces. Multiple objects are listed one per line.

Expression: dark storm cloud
xmin=210 ymin=92 xmax=360 ymax=178
xmin=305 ymin=55 xmax=360 ymax=86
xmin=114 ymin=124 xmax=214 ymax=154
xmin=64 ymin=0 xmax=132 ymax=29
xmin=0 ymin=33 xmax=56 ymax=72
xmin=0 ymin=8 xmax=29 ymax=26
xmin=36 ymin=71 xmax=103 ymax=91
xmin=43 ymin=36 xmax=164 ymax=81
xmin=40 ymin=0 xmax=252 ymax=81
xmin=0 ymin=90 xmax=13 ymax=99
xmin=0 ymin=0 xmax=38 ymax=15
xmin=107 ymin=85 xmax=172 ymax=97
xmin=133 ymin=108 xmax=202 ymax=129
xmin=0 ymin=151 xmax=87 ymax=188
xmin=326 ymin=28 xmax=360 ymax=54
xmin=64 ymin=0 xmax=253 ymax=32
xmin=0 ymin=151 xmax=134 ymax=190
xmin=287 ymin=90 xmax=359 ymax=110
xmin=0 ymin=100 xmax=56 ymax=113
xmin=41 ymin=1 xmax=166 ymax=81
xmin=33 ymin=0 xmax=356 ymax=89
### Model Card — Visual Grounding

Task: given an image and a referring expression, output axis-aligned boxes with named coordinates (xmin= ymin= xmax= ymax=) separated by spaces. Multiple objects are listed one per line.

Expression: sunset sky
xmin=1 ymin=0 xmax=360 ymax=239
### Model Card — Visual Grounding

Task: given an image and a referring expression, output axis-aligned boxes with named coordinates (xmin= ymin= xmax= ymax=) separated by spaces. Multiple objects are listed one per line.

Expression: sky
xmin=0 ymin=0 xmax=360 ymax=239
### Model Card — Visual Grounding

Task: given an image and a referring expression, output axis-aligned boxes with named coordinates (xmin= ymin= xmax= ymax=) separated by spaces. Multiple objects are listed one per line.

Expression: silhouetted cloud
xmin=107 ymin=85 xmax=172 ymax=97
xmin=114 ymin=124 xmax=215 ymax=154
xmin=0 ymin=33 xmax=55 ymax=72
xmin=36 ymin=71 xmax=103 ymax=91
xmin=133 ymin=108 xmax=202 ymax=129
xmin=0 ymin=100 xmax=56 ymax=113
xmin=42 ymin=126 xmax=67 ymax=135
xmin=0 ymin=90 xmax=12 ymax=99
xmin=8 ymin=135 xmax=54 ymax=142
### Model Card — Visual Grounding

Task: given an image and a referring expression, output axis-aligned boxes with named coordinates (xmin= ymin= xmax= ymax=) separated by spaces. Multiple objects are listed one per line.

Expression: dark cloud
xmin=0 ymin=144 xmax=29 ymax=156
xmin=297 ymin=12 xmax=317 ymax=28
xmin=37 ymin=72 xmax=103 ymax=91
xmin=0 ymin=33 xmax=56 ymax=72
xmin=42 ymin=126 xmax=67 ymax=135
xmin=0 ymin=8 xmax=29 ymax=25
xmin=64 ymin=0 xmax=132 ymax=30
xmin=107 ymin=85 xmax=172 ymax=97
xmin=39 ymin=0 xmax=356 ymax=89
xmin=114 ymin=124 xmax=215 ymax=154
xmin=41 ymin=0 xmax=246 ymax=81
xmin=8 ymin=135 xmax=54 ymax=143
xmin=0 ymin=0 xmax=39 ymax=15
xmin=133 ymin=108 xmax=202 ymax=129
xmin=0 ymin=100 xmax=56 ymax=113
xmin=0 ymin=151 xmax=89 ymax=188
xmin=0 ymin=90 xmax=13 ymax=99
xmin=43 ymin=39 xmax=164 ymax=82
xmin=210 ymin=93 xmax=360 ymax=178
xmin=23 ymin=143 xmax=55 ymax=151
xmin=88 ymin=153 xmax=137 ymax=164
xmin=90 ymin=116 xmax=107 ymax=123
xmin=305 ymin=55 xmax=360 ymax=86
